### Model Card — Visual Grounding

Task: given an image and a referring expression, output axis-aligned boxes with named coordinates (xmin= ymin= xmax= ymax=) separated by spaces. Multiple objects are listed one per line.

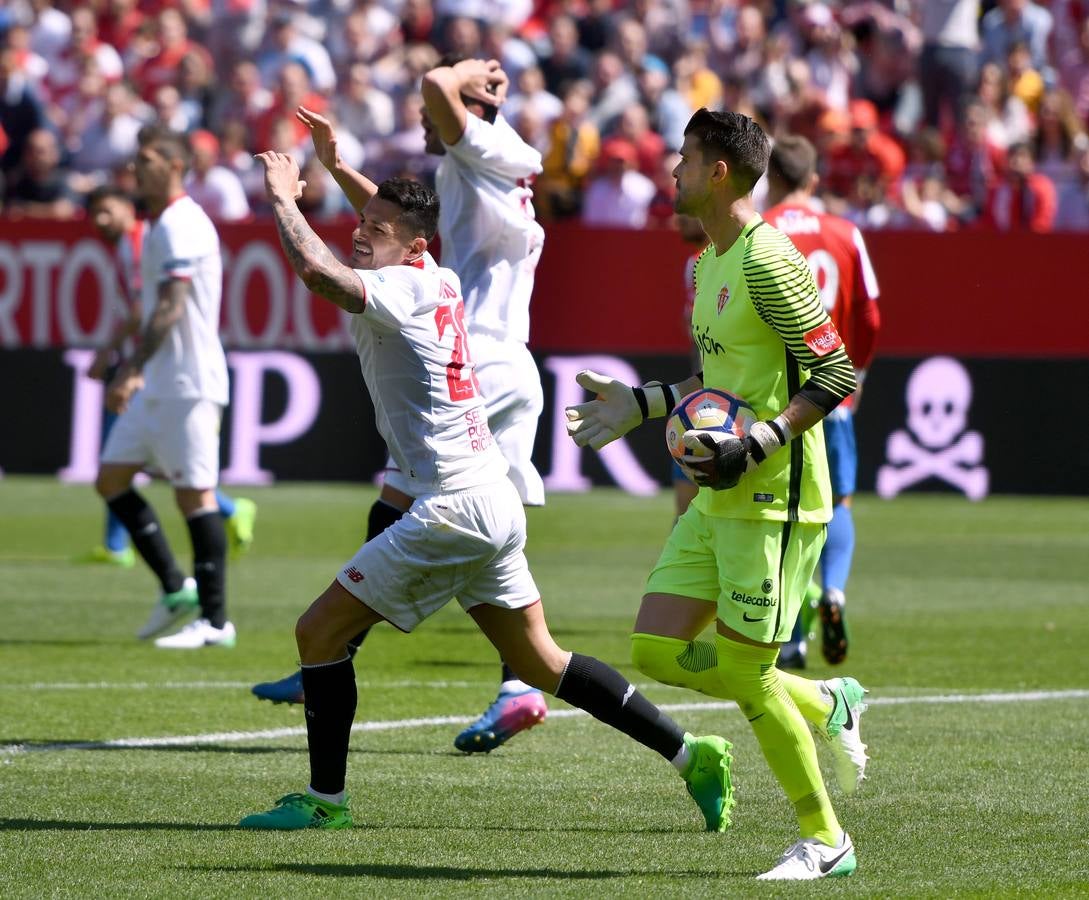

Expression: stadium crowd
xmin=0 ymin=0 xmax=1085 ymax=231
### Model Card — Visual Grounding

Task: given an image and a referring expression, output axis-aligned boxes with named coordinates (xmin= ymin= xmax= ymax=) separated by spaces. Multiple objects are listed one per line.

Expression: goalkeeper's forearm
xmin=636 ymin=373 xmax=703 ymax=419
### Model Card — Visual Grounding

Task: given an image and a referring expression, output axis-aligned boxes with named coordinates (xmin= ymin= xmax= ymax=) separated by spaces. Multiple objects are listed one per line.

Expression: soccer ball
xmin=665 ymin=388 xmax=757 ymax=462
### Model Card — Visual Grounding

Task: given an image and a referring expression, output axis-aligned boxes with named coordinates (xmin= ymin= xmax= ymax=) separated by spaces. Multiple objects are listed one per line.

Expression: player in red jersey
xmin=764 ymin=134 xmax=881 ymax=668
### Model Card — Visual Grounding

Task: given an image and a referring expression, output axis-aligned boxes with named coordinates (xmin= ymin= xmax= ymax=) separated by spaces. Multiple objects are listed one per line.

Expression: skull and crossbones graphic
xmin=876 ymin=356 xmax=989 ymax=501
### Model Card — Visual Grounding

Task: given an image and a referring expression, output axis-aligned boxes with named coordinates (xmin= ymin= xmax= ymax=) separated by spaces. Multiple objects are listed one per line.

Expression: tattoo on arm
xmin=272 ymin=199 xmax=365 ymax=313
xmin=132 ymin=279 xmax=187 ymax=368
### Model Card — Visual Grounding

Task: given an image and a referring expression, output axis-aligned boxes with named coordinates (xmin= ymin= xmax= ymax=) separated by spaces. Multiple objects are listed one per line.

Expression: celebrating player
xmin=765 ymin=134 xmax=881 ymax=668
xmin=239 ymin=154 xmax=733 ymax=832
xmin=80 ymin=188 xmax=257 ymax=569
xmin=252 ymin=57 xmax=550 ymax=754
xmin=565 ymin=109 xmax=869 ymax=880
xmin=94 ymin=127 xmax=236 ymax=648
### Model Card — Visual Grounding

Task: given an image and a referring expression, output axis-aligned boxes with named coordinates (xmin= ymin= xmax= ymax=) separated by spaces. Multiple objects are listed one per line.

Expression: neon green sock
xmin=715 ymin=635 xmax=841 ymax=844
xmin=778 ymin=670 xmax=833 ymax=728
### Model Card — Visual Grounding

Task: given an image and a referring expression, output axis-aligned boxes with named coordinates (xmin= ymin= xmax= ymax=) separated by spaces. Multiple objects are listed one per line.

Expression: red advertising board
xmin=0 ymin=220 xmax=1086 ymax=357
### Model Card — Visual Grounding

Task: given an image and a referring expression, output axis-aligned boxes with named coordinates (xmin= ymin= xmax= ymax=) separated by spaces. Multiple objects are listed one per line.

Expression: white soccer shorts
xmin=100 ymin=393 xmax=222 ymax=488
xmin=336 ymin=477 xmax=540 ymax=632
xmin=385 ymin=338 xmax=545 ymax=505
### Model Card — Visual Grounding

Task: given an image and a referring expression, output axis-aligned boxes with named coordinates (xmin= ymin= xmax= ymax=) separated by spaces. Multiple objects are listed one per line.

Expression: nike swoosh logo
xmin=819 ymin=844 xmax=853 ymax=874
xmin=843 ymin=696 xmax=854 ymax=731
xmin=743 ymin=613 xmax=767 ymax=622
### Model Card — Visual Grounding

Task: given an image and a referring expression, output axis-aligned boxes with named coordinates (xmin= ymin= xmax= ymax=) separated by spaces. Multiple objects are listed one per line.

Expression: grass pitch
xmin=1 ymin=477 xmax=1087 ymax=898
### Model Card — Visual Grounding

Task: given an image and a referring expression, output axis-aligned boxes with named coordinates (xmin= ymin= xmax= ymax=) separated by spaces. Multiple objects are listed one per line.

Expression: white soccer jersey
xmin=436 ymin=113 xmax=545 ymax=344
xmin=140 ymin=195 xmax=228 ymax=405
xmin=351 ymin=252 xmax=508 ymax=495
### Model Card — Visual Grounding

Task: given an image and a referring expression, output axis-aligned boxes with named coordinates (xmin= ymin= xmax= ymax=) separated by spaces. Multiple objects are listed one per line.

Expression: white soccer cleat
xmin=154 ymin=618 xmax=237 ymax=649
xmin=137 ymin=577 xmax=199 ymax=639
xmin=821 ymin=676 xmax=869 ymax=793
xmin=757 ymin=832 xmax=857 ymax=880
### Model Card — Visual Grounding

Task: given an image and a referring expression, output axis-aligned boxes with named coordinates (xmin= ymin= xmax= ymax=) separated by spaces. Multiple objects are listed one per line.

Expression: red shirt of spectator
xmin=253 ymin=61 xmax=327 ymax=153
xmin=823 ymin=100 xmax=906 ymax=198
xmin=945 ymin=103 xmax=1007 ymax=209
xmin=132 ymin=9 xmax=213 ymax=101
xmin=984 ymin=142 xmax=1057 ymax=232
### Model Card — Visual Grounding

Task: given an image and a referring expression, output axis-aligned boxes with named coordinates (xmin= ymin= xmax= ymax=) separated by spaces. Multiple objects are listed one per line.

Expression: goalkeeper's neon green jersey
xmin=690 ymin=215 xmax=856 ymax=524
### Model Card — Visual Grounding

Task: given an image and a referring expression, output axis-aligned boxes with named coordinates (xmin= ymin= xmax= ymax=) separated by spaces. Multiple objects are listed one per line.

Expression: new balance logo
xmin=344 ymin=566 xmax=365 ymax=583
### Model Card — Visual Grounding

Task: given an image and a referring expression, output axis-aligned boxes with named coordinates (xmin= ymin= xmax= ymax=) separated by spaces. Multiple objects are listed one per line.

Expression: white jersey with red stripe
xmin=435 ymin=113 xmax=544 ymax=344
xmin=140 ymin=194 xmax=228 ymax=405
xmin=351 ymin=252 xmax=508 ymax=496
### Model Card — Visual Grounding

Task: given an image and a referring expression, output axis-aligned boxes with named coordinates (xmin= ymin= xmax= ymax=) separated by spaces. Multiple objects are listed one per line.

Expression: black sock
xmin=501 ymin=661 xmax=518 ymax=683
xmin=345 ymin=500 xmax=408 ymax=658
xmin=301 ymin=657 xmax=357 ymax=796
xmin=556 ymin=652 xmax=686 ymax=761
xmin=106 ymin=489 xmax=184 ymax=593
xmin=187 ymin=509 xmax=227 ymax=628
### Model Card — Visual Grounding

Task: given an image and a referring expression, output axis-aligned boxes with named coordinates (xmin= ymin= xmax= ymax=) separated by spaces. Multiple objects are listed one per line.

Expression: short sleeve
xmin=355 ymin=266 xmax=422 ymax=329
xmin=444 ymin=114 xmax=543 ymax=181
xmin=156 ymin=208 xmax=215 ymax=283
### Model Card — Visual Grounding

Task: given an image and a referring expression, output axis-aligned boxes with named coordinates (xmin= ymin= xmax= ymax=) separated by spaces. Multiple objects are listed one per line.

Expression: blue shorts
xmin=823 ymin=408 xmax=857 ymax=498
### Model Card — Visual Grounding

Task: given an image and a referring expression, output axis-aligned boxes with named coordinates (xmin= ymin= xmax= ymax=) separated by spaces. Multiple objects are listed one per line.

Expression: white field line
xmin=2 ymin=688 xmax=1087 ymax=758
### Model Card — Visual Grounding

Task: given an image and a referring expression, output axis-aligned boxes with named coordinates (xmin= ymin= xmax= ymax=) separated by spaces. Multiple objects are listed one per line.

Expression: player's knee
xmin=630 ymin=632 xmax=691 ymax=687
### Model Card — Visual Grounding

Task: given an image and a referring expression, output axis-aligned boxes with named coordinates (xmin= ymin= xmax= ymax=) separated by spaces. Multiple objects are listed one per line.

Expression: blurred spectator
xmin=401 ymin=0 xmax=437 ymax=45
xmin=984 ymin=141 xmax=1056 ymax=231
xmin=46 ymin=8 xmax=123 ymax=107
xmin=511 ymin=100 xmax=550 ymax=155
xmin=6 ymin=25 xmax=49 ymax=90
xmin=208 ymin=60 xmax=273 ymax=138
xmin=587 ymin=50 xmax=638 ymax=131
xmin=296 ymin=155 xmax=353 ymax=220
xmin=1007 ymin=41 xmax=1044 ymax=115
xmin=504 ymin=66 xmax=562 ymax=127
xmin=132 ymin=9 xmax=213 ymax=102
xmin=70 ymin=81 xmax=145 ymax=182
xmin=539 ymin=14 xmax=592 ymax=96
xmin=334 ymin=63 xmax=396 ymax=145
xmin=614 ymin=101 xmax=665 ymax=177
xmin=919 ymin=0 xmax=981 ymax=130
xmin=976 ymin=62 xmax=1031 ymax=149
xmin=802 ymin=4 xmax=855 ymax=113
xmin=946 ymin=100 xmax=1007 ymax=216
xmin=980 ymin=0 xmax=1052 ymax=75
xmin=4 ymin=128 xmax=77 ymax=220
xmin=1033 ymin=90 xmax=1089 ymax=229
xmin=184 ymin=129 xmax=251 ymax=221
xmin=482 ymin=22 xmax=538 ymax=85
xmin=204 ymin=0 xmax=267 ymax=79
xmin=178 ymin=50 xmax=215 ymax=131
xmin=363 ymin=91 xmax=437 ymax=183
xmin=582 ymin=137 xmax=655 ymax=227
xmin=96 ymin=0 xmax=147 ymax=58
xmin=442 ymin=16 xmax=484 ymax=58
xmin=29 ymin=0 xmax=71 ymax=65
xmin=328 ymin=4 xmax=399 ymax=74
xmin=537 ymin=79 xmax=600 ymax=219
xmin=1059 ymin=19 xmax=1089 ymax=123
xmin=636 ymin=56 xmax=691 ymax=151
xmin=823 ymin=99 xmax=906 ymax=199
xmin=575 ymin=0 xmax=614 ymax=54
xmin=673 ymin=45 xmax=722 ymax=113
xmin=720 ymin=5 xmax=766 ymax=86
xmin=151 ymin=84 xmax=194 ymax=132
xmin=0 ymin=46 xmax=46 ymax=174
xmin=254 ymin=61 xmax=327 ymax=155
xmin=257 ymin=12 xmax=337 ymax=95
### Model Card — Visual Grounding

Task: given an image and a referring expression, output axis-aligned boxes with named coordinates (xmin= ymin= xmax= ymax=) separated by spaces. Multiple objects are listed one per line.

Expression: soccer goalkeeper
xmin=566 ymin=109 xmax=870 ymax=882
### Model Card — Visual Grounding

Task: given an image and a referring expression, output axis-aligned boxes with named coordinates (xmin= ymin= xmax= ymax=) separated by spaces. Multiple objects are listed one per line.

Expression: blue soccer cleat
xmin=252 ymin=669 xmax=304 ymax=705
xmin=454 ymin=685 xmax=547 ymax=753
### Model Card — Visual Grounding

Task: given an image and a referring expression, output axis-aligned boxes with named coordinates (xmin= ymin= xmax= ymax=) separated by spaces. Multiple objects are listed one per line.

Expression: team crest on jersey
xmin=716 ymin=284 xmax=730 ymax=315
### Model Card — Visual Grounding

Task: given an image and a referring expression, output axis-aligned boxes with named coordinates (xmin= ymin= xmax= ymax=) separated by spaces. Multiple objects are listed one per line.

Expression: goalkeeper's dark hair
xmin=377 ymin=177 xmax=440 ymax=242
xmin=433 ymin=52 xmax=499 ymax=124
xmin=767 ymin=134 xmax=818 ymax=192
xmin=136 ymin=124 xmax=193 ymax=172
xmin=85 ymin=184 xmax=134 ymax=211
xmin=683 ymin=108 xmax=769 ymax=193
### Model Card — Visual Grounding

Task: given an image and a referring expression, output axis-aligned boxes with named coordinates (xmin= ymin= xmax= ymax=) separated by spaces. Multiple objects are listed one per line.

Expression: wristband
xmin=632 ymin=386 xmax=650 ymax=420
xmin=747 ymin=416 xmax=793 ymax=463
xmin=633 ymin=382 xmax=681 ymax=420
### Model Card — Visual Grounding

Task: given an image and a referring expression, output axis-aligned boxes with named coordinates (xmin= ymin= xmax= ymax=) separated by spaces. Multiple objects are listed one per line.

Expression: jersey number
xmin=805 ymin=249 xmax=839 ymax=313
xmin=434 ymin=300 xmax=479 ymax=401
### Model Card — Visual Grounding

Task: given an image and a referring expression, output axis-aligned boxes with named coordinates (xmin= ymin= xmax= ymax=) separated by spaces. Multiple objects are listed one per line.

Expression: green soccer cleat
xmin=239 ymin=793 xmax=352 ymax=830
xmin=73 ymin=545 xmax=136 ymax=568
xmin=136 ymin=577 xmax=199 ymax=640
xmin=226 ymin=498 xmax=258 ymax=559
xmin=682 ymin=734 xmax=734 ymax=832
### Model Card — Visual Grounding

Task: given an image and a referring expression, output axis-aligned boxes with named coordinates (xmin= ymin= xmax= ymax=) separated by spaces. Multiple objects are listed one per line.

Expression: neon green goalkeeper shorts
xmin=644 ymin=504 xmax=825 ymax=644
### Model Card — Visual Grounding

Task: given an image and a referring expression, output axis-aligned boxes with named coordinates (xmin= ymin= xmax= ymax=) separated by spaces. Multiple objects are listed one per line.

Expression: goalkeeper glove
xmin=680 ymin=418 xmax=793 ymax=490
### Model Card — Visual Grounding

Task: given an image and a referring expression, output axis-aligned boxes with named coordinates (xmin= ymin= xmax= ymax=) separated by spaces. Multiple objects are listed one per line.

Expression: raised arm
xmin=420 ymin=58 xmax=507 ymax=145
xmin=256 ymin=151 xmax=365 ymax=314
xmin=296 ymin=106 xmax=378 ymax=214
